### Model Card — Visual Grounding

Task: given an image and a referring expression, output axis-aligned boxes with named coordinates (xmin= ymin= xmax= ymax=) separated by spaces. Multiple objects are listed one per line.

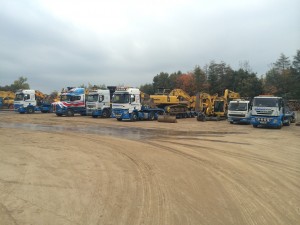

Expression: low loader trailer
xmin=111 ymin=87 xmax=164 ymax=121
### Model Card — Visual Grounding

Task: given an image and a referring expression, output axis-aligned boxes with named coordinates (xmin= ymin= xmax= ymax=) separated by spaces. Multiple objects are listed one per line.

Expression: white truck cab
xmin=14 ymin=90 xmax=38 ymax=113
xmin=86 ymin=89 xmax=111 ymax=118
xmin=227 ymin=99 xmax=251 ymax=124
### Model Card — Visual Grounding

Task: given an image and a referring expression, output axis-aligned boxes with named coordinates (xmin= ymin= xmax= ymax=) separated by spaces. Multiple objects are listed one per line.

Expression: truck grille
xmin=228 ymin=114 xmax=245 ymax=117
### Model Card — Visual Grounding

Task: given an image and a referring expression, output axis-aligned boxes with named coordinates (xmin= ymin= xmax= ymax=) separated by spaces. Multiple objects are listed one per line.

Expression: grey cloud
xmin=0 ymin=0 xmax=299 ymax=93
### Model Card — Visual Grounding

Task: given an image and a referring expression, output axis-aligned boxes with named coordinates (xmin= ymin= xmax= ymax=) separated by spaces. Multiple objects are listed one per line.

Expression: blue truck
xmin=54 ymin=87 xmax=87 ymax=117
xmin=250 ymin=96 xmax=292 ymax=129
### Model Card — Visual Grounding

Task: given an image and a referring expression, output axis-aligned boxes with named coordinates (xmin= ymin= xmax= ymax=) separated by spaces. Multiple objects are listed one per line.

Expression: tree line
xmin=140 ymin=49 xmax=300 ymax=99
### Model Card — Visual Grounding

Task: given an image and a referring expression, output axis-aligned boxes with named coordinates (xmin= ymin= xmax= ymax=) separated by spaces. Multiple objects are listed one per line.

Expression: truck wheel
xmin=66 ymin=109 xmax=74 ymax=117
xmin=149 ymin=112 xmax=155 ymax=121
xmin=131 ymin=113 xmax=138 ymax=121
xmin=27 ymin=107 xmax=34 ymax=114
xmin=92 ymin=115 xmax=98 ymax=118
xmin=102 ymin=109 xmax=110 ymax=118
xmin=56 ymin=113 xmax=62 ymax=117
xmin=283 ymin=120 xmax=290 ymax=126
xmin=117 ymin=118 xmax=122 ymax=121
xmin=253 ymin=125 xmax=258 ymax=128
xmin=276 ymin=121 xmax=283 ymax=129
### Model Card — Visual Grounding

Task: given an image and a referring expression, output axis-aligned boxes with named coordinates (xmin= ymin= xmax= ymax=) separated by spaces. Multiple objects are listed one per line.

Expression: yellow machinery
xmin=34 ymin=90 xmax=48 ymax=105
xmin=195 ymin=92 xmax=218 ymax=117
xmin=213 ymin=89 xmax=240 ymax=117
xmin=150 ymin=88 xmax=193 ymax=117
xmin=168 ymin=89 xmax=196 ymax=110
xmin=150 ymin=89 xmax=180 ymax=107
xmin=0 ymin=91 xmax=15 ymax=109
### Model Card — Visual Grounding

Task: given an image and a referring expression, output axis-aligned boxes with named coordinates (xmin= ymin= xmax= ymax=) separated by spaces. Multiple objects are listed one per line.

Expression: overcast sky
xmin=1 ymin=0 xmax=299 ymax=94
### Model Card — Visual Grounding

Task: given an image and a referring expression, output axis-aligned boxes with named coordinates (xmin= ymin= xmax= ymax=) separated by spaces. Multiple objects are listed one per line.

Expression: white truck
xmin=86 ymin=89 xmax=112 ymax=118
xmin=250 ymin=95 xmax=291 ymax=129
xmin=111 ymin=87 xmax=164 ymax=121
xmin=14 ymin=89 xmax=51 ymax=113
xmin=227 ymin=99 xmax=251 ymax=124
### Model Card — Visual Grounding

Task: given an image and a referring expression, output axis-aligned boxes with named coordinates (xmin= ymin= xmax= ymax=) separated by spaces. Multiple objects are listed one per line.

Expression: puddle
xmin=0 ymin=122 xmax=246 ymax=141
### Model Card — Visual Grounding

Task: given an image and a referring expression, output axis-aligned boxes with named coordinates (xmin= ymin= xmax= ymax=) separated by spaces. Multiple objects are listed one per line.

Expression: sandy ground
xmin=0 ymin=111 xmax=299 ymax=225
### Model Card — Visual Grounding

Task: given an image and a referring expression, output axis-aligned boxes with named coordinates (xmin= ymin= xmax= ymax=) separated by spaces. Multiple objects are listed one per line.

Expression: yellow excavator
xmin=168 ymin=89 xmax=196 ymax=110
xmin=150 ymin=89 xmax=182 ymax=115
xmin=213 ymin=89 xmax=240 ymax=118
xmin=194 ymin=92 xmax=218 ymax=121
xmin=150 ymin=88 xmax=196 ymax=118
xmin=196 ymin=92 xmax=218 ymax=115
xmin=0 ymin=91 xmax=15 ymax=110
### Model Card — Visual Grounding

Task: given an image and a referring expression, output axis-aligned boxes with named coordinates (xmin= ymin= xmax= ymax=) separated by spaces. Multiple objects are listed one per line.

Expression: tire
xmin=8 ymin=104 xmax=14 ymax=110
xmin=197 ymin=113 xmax=206 ymax=122
xmin=27 ymin=107 xmax=34 ymax=114
xmin=102 ymin=109 xmax=110 ymax=118
xmin=276 ymin=121 xmax=283 ymax=129
xmin=149 ymin=112 xmax=155 ymax=121
xmin=92 ymin=115 xmax=98 ymax=118
xmin=117 ymin=118 xmax=122 ymax=121
xmin=56 ymin=113 xmax=62 ymax=117
xmin=230 ymin=121 xmax=233 ymax=124
xmin=66 ymin=109 xmax=74 ymax=117
xmin=253 ymin=124 xmax=258 ymax=128
xmin=130 ymin=113 xmax=138 ymax=121
xmin=283 ymin=119 xmax=290 ymax=126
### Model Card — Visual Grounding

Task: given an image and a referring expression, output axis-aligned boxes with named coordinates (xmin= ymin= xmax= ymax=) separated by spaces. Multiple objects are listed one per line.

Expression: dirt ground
xmin=0 ymin=111 xmax=299 ymax=225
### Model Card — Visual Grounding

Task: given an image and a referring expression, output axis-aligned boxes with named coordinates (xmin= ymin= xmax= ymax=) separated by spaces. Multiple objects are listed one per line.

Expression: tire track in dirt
xmin=77 ymin=135 xmax=171 ymax=225
xmin=144 ymin=140 xmax=300 ymax=225
xmin=160 ymin=139 xmax=300 ymax=175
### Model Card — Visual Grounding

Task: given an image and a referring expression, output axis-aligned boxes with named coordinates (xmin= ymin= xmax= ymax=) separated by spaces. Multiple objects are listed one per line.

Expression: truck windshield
xmin=15 ymin=94 xmax=24 ymax=101
xmin=87 ymin=94 xmax=99 ymax=102
xmin=229 ymin=103 xmax=247 ymax=111
xmin=112 ymin=93 xmax=130 ymax=103
xmin=60 ymin=95 xmax=72 ymax=101
xmin=253 ymin=98 xmax=278 ymax=107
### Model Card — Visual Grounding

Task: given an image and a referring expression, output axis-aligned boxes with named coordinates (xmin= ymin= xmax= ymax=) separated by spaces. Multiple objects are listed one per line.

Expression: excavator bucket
xmin=157 ymin=115 xmax=177 ymax=123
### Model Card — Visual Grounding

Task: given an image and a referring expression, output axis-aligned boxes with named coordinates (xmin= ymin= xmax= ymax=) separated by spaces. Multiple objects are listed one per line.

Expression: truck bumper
xmin=56 ymin=108 xmax=66 ymax=115
xmin=112 ymin=109 xmax=130 ymax=120
xmin=228 ymin=117 xmax=250 ymax=124
xmin=92 ymin=110 xmax=102 ymax=117
xmin=250 ymin=117 xmax=281 ymax=127
xmin=17 ymin=107 xmax=26 ymax=113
